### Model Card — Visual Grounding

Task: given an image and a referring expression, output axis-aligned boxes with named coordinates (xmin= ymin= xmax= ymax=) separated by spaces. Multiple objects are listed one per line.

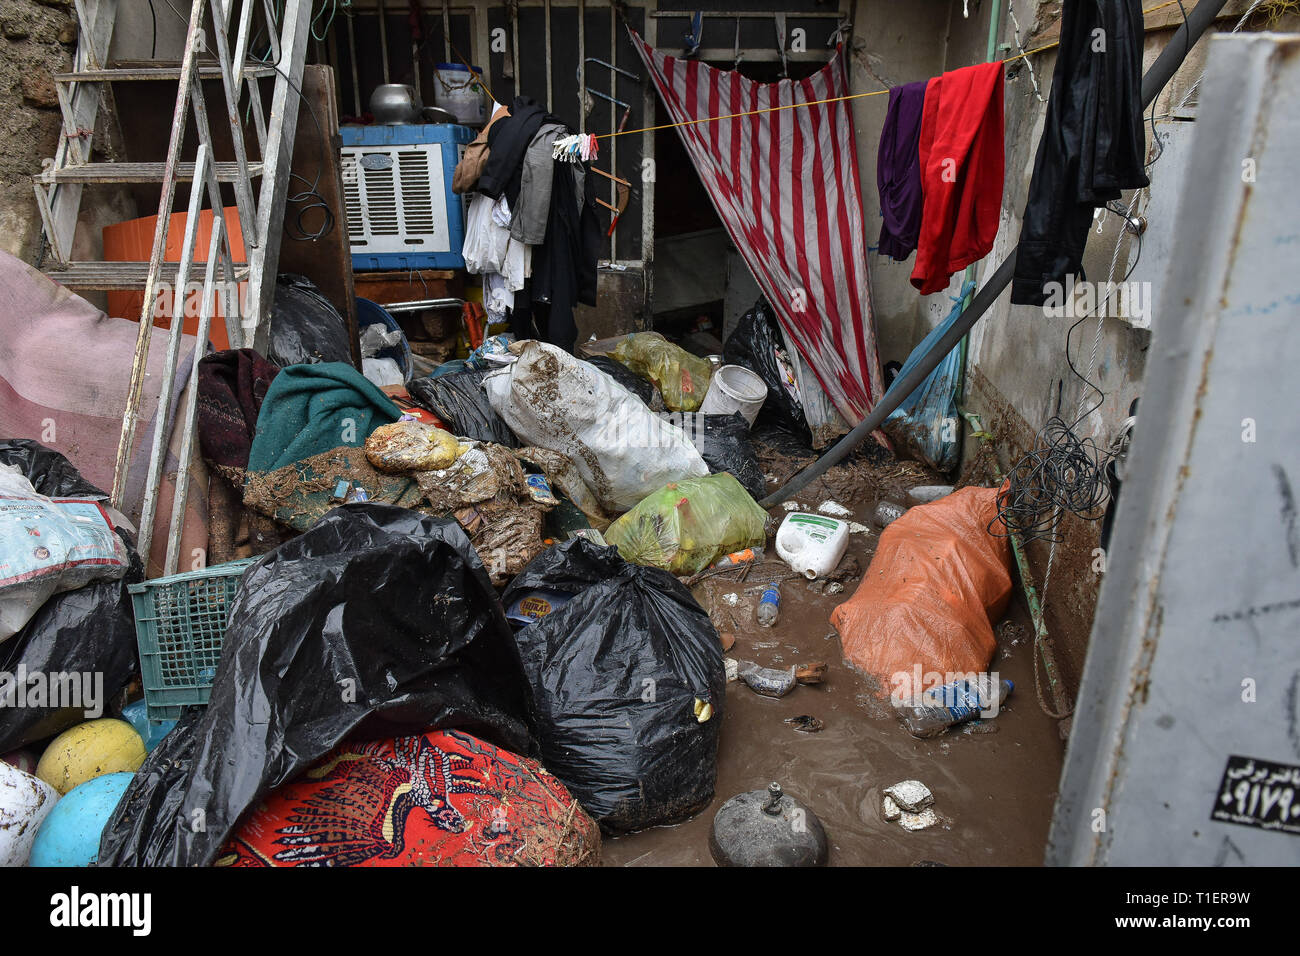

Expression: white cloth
xmin=462 ymin=194 xmax=531 ymax=292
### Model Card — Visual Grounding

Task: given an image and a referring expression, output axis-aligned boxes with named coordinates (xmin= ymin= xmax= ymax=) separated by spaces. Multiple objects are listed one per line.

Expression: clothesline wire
xmin=595 ymin=0 xmax=1191 ymax=141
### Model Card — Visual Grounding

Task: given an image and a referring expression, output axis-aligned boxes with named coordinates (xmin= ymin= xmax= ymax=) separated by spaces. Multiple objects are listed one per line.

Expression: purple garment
xmin=876 ymin=79 xmax=929 ymax=261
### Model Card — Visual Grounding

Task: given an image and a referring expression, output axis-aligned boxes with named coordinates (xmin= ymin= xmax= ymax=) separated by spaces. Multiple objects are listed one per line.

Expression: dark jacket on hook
xmin=1011 ymin=0 xmax=1150 ymax=306
xmin=526 ymin=160 xmax=601 ymax=353
xmin=478 ymin=96 xmax=555 ymax=204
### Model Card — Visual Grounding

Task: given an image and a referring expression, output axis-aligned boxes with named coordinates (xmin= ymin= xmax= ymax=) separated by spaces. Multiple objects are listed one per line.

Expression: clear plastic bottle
xmin=757 ymin=583 xmax=781 ymax=627
xmin=894 ymin=678 xmax=1014 ymax=738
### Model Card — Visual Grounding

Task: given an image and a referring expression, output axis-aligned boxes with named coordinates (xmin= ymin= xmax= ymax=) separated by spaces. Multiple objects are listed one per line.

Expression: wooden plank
xmin=276 ymin=64 xmax=363 ymax=367
xmin=352 ymin=269 xmax=465 ymax=305
xmin=47 ymin=0 xmax=119 ymax=261
xmin=245 ymin=0 xmax=312 ymax=355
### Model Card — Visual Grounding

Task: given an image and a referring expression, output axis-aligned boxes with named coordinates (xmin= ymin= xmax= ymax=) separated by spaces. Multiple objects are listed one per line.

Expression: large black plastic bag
xmin=502 ymin=538 xmax=725 ymax=833
xmin=723 ymin=297 xmax=811 ymax=443
xmin=586 ymin=355 xmax=660 ymax=408
xmin=0 ymin=439 xmax=142 ymax=752
xmin=266 ymin=274 xmax=354 ymax=367
xmin=660 ymin=411 xmax=767 ymax=500
xmin=407 ymin=368 xmax=519 ymax=446
xmin=98 ymin=503 xmax=534 ymax=867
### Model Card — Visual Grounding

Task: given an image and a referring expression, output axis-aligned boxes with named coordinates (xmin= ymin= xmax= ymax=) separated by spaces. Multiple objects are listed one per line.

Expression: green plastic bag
xmin=610 ymin=332 xmax=713 ymax=412
xmin=605 ymin=472 xmax=767 ymax=576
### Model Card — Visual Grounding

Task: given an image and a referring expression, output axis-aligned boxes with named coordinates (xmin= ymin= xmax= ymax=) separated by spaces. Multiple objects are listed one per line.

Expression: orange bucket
xmin=102 ymin=207 xmax=246 ymax=350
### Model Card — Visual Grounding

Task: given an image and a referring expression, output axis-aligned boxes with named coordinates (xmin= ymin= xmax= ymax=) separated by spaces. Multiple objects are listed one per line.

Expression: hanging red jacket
xmin=910 ymin=61 xmax=1005 ymax=295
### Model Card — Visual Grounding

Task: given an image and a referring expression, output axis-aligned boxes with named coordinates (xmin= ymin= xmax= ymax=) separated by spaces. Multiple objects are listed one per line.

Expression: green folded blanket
xmin=248 ymin=361 xmax=401 ymax=473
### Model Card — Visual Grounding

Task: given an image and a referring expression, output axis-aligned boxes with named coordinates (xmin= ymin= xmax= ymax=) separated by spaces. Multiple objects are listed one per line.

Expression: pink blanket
xmin=0 ymin=251 xmax=208 ymax=577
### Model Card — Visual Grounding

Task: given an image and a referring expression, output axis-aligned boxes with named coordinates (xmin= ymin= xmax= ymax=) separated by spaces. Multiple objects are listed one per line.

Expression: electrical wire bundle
xmin=993 ymin=416 xmax=1111 ymax=543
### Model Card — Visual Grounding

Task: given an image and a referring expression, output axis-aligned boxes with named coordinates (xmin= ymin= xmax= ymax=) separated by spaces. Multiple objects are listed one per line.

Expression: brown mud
xmin=601 ymin=449 xmax=1066 ymax=867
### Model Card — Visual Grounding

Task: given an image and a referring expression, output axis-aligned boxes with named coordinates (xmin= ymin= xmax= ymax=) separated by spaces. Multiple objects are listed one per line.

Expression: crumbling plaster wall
xmin=851 ymin=0 xmax=1299 ymax=701
xmin=0 ymin=0 xmax=77 ymax=262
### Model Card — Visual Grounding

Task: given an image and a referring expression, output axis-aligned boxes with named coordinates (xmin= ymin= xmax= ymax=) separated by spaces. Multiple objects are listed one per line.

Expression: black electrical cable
xmin=995 ymin=150 xmax=1148 ymax=542
xmin=261 ymin=28 xmax=337 ymax=241
xmin=992 ymin=417 xmax=1112 ymax=543
xmin=760 ymin=0 xmax=1230 ymax=508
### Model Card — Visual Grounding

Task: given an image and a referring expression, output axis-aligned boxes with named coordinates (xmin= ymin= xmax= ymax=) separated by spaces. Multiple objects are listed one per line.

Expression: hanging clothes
xmin=1010 ymin=0 xmax=1149 ymax=306
xmin=479 ymin=96 xmax=554 ymax=204
xmin=910 ymin=61 xmax=1005 ymax=295
xmin=876 ymin=79 xmax=929 ymax=261
xmin=463 ymin=193 xmax=530 ymax=293
xmin=511 ymin=121 xmax=568 ymax=245
xmin=516 ymin=162 xmax=601 ymax=354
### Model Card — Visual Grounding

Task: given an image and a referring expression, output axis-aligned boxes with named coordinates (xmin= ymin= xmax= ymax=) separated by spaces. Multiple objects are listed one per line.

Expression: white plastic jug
xmin=775 ymin=512 xmax=849 ymax=579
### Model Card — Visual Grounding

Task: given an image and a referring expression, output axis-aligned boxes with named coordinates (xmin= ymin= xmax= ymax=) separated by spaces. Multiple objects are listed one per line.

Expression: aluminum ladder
xmin=33 ymin=0 xmax=311 ymax=573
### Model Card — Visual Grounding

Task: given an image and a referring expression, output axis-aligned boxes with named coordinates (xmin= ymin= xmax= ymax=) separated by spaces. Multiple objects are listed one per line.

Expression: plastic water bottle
xmin=757 ymin=583 xmax=781 ymax=627
xmin=711 ymin=547 xmax=764 ymax=570
xmin=894 ymin=678 xmax=1014 ymax=738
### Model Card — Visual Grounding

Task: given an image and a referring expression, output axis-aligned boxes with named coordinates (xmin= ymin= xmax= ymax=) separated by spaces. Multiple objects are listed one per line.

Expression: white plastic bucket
xmin=433 ymin=63 xmax=488 ymax=127
xmin=699 ymin=364 xmax=766 ymax=426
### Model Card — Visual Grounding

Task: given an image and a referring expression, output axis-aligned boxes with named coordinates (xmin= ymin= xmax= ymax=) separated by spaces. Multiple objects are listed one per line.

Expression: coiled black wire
xmin=992 ymin=416 xmax=1111 ymax=543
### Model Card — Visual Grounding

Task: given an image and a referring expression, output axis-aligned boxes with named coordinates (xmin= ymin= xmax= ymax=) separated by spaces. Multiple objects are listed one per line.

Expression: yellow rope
xmin=597 ymin=0 xmax=1194 ymax=141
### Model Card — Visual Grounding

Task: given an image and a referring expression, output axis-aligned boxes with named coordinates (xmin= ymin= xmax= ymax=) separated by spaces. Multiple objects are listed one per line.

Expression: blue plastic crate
xmin=128 ymin=559 xmax=255 ymax=721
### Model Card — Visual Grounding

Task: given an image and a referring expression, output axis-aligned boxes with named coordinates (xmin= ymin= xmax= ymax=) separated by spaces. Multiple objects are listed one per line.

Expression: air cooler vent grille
xmin=340 ymin=135 xmax=458 ymax=263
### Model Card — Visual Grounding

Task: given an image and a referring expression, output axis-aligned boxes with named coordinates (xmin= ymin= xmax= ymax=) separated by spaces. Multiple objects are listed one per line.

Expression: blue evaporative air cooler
xmin=340 ymin=123 xmax=475 ymax=271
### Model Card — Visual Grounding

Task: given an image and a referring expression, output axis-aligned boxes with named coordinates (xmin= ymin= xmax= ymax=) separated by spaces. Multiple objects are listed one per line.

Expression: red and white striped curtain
xmin=630 ymin=29 xmax=884 ymax=425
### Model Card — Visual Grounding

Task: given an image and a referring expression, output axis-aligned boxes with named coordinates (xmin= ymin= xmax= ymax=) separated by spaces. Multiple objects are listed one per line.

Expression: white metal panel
xmin=1048 ymin=33 xmax=1300 ymax=867
xmin=341 ymin=144 xmax=453 ymax=254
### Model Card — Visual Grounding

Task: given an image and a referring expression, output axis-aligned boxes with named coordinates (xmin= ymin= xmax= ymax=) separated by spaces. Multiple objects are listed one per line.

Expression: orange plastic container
xmin=102 ymin=207 xmax=246 ymax=350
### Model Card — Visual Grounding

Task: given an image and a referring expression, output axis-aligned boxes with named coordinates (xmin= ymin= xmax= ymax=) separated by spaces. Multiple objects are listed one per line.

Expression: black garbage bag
xmin=407 ymin=369 xmax=519 ymax=446
xmin=661 ymin=411 xmax=767 ymax=500
xmin=586 ymin=355 xmax=660 ymax=408
xmin=723 ymin=297 xmax=811 ymax=443
xmin=0 ymin=440 xmax=142 ymax=752
xmin=98 ymin=503 xmax=534 ymax=867
xmin=266 ymin=274 xmax=354 ymax=367
xmin=501 ymin=538 xmax=725 ymax=833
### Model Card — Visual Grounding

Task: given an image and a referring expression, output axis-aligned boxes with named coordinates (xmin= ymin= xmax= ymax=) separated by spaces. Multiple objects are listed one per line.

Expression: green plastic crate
xmin=128 ymin=559 xmax=255 ymax=721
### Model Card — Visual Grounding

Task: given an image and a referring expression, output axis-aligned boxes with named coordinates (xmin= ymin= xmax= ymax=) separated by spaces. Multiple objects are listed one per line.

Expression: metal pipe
xmin=959 ymin=408 xmax=1068 ymax=713
xmin=544 ymin=0 xmax=553 ymax=109
xmin=985 ymin=0 xmax=1002 ymax=63
xmin=378 ymin=0 xmax=391 ymax=84
xmin=378 ymin=297 xmax=464 ymax=313
xmin=347 ymin=9 xmax=361 ymax=115
xmin=760 ymin=0 xmax=1231 ymax=507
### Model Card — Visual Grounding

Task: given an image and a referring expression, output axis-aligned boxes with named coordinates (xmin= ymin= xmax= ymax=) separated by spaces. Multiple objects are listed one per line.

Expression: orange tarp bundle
xmin=831 ymin=486 xmax=1012 ymax=695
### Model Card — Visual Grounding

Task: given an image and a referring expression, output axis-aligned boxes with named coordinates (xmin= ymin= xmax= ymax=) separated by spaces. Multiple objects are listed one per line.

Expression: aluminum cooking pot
xmin=369 ymin=84 xmax=421 ymax=125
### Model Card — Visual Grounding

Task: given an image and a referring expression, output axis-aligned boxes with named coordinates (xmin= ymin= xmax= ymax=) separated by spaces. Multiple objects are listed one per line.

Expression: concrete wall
xmin=850 ymin=0 xmax=1300 ymax=700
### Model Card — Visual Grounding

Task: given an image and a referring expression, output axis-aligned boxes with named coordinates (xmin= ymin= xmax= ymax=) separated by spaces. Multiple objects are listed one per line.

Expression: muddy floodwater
xmin=601 ymin=482 xmax=1065 ymax=867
